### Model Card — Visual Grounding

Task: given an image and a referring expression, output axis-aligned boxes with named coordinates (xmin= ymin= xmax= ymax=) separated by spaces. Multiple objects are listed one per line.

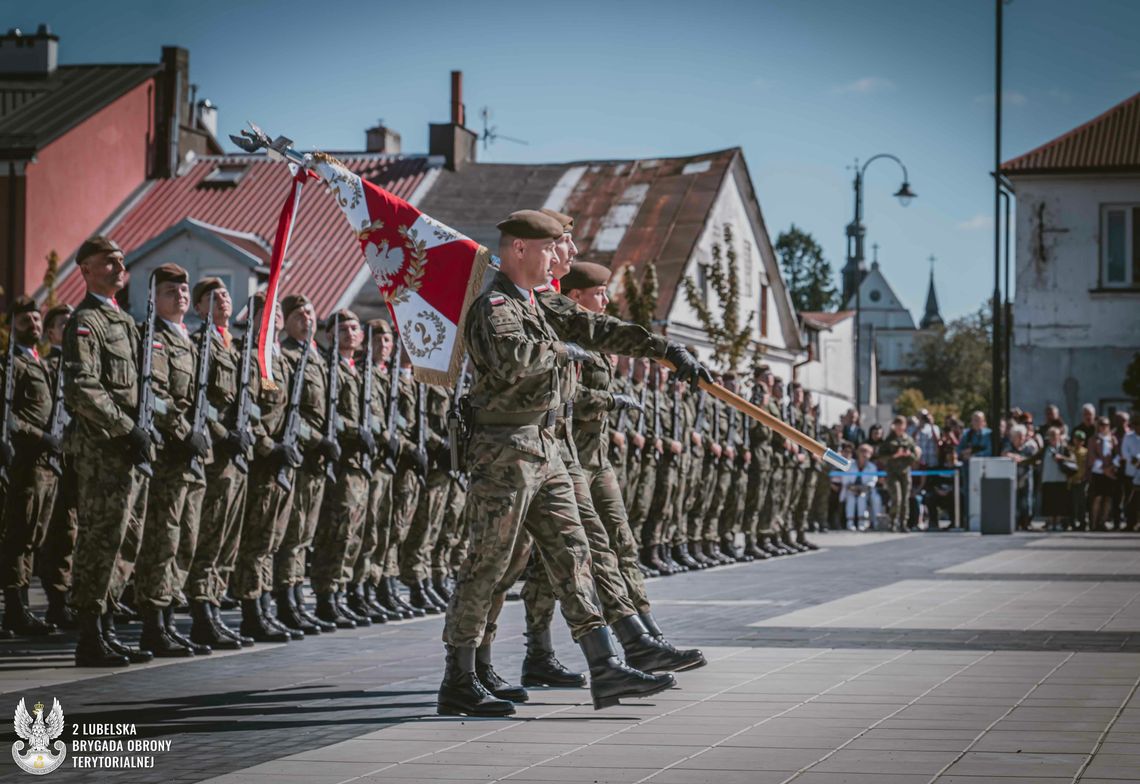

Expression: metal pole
xmin=851 ymin=167 xmax=863 ymax=415
xmin=991 ymin=0 xmax=1004 ymax=455
xmin=953 ymin=469 xmax=960 ymax=529
xmin=1003 ymin=188 xmax=1012 ymax=416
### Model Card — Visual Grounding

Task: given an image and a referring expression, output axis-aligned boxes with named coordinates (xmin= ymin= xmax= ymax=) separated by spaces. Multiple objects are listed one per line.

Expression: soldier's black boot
xmin=744 ymin=535 xmax=769 ymax=560
xmin=797 ymin=531 xmax=820 ymax=551
xmin=521 ymin=629 xmax=587 ymax=688
xmin=334 ymin=589 xmax=371 ymax=626
xmin=475 ymin=643 xmax=529 ymax=702
xmin=389 ymin=577 xmax=425 ymax=617
xmin=437 ymin=645 xmax=516 ymax=717
xmin=210 ymin=602 xmax=254 ymax=646
xmin=240 ymin=598 xmax=290 ymax=642
xmin=763 ymin=534 xmax=790 ymax=556
xmin=3 ymin=587 xmax=55 ymax=635
xmin=579 ymin=626 xmax=675 ymax=710
xmin=667 ymin=545 xmax=691 ymax=572
xmin=346 ymin=584 xmax=386 ymax=624
xmin=431 ymin=573 xmax=453 ymax=603
xmin=374 ymin=578 xmax=411 ymax=620
xmin=293 ymin=584 xmax=335 ymax=632
xmin=421 ymin=579 xmax=449 ymax=611
xmin=75 ymin=611 xmax=129 ymax=667
xmin=781 ymin=531 xmax=808 ymax=553
xmin=407 ymin=580 xmax=441 ymax=614
xmin=189 ymin=600 xmax=241 ymax=650
xmin=276 ymin=587 xmax=319 ymax=635
xmin=363 ymin=581 xmax=401 ymax=622
xmin=101 ymin=611 xmax=153 ymax=663
xmin=689 ymin=540 xmax=714 ymax=568
xmin=163 ymin=605 xmax=210 ymax=655
xmin=44 ymin=588 xmax=77 ymax=630
xmin=262 ymin=592 xmax=304 ymax=638
xmin=614 ymin=614 xmax=705 ymax=673
xmin=139 ymin=606 xmax=195 ymax=658
xmin=314 ymin=593 xmax=355 ymax=629
xmin=640 ymin=611 xmax=706 ymax=671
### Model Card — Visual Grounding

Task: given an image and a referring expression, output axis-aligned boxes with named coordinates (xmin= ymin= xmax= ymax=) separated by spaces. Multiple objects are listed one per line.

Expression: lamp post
xmin=844 ymin=154 xmax=916 ymax=417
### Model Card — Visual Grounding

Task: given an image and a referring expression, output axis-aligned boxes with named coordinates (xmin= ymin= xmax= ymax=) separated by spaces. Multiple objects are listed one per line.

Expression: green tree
xmin=682 ymin=224 xmax=754 ymax=371
xmin=907 ymin=304 xmax=992 ymax=417
xmin=774 ymin=224 xmax=838 ymax=312
xmin=610 ymin=260 xmax=659 ymax=329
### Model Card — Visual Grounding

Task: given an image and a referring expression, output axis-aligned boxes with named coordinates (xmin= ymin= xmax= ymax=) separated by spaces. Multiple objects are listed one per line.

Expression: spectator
xmin=942 ymin=415 xmax=963 ymax=451
xmin=1039 ymin=426 xmax=1075 ymax=531
xmin=1069 ymin=431 xmax=1089 ymax=531
xmin=866 ymin=423 xmax=885 ymax=456
xmin=1073 ymin=404 xmax=1097 ymax=443
xmin=840 ymin=444 xmax=880 ymax=531
xmin=842 ymin=408 xmax=866 ymax=446
xmin=1087 ymin=416 xmax=1120 ymax=531
xmin=958 ymin=411 xmax=993 ymax=461
xmin=1122 ymin=418 xmax=1140 ymax=531
xmin=926 ymin=437 xmax=961 ymax=530
xmin=1043 ymin=404 xmax=1068 ymax=442
xmin=913 ymin=409 xmax=941 ymax=468
xmin=1003 ymin=424 xmax=1037 ymax=530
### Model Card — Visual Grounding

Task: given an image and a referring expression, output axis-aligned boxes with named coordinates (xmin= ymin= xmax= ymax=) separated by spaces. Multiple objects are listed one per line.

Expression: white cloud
xmin=974 ymin=90 xmax=1027 ymax=106
xmin=957 ymin=214 xmax=994 ymax=231
xmin=834 ymin=77 xmax=895 ymax=95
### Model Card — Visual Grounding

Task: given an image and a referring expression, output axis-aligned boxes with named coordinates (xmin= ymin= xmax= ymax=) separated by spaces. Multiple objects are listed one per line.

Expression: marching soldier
xmin=742 ymin=372 xmax=774 ymax=559
xmin=632 ymin=362 xmax=667 ymax=572
xmin=879 ymin=415 xmax=920 ymax=531
xmin=759 ymin=373 xmax=793 ymax=556
xmin=793 ymin=389 xmax=820 ymax=550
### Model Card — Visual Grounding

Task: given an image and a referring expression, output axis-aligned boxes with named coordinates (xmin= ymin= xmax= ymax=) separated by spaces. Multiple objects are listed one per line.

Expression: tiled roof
xmin=1003 ymin=92 xmax=1140 ymax=174
xmin=51 ymin=152 xmax=438 ymax=315
xmin=0 ymin=64 xmax=160 ymax=154
xmin=800 ymin=310 xmax=854 ymax=329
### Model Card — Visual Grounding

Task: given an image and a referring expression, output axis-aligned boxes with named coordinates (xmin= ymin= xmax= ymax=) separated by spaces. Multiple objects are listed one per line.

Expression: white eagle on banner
xmin=364 ymin=237 xmax=406 ymax=289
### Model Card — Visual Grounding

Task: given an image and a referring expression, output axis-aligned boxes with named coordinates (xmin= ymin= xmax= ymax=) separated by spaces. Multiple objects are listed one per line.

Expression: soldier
xmin=809 ymin=403 xmax=837 ymax=531
xmin=134 ymin=264 xmax=211 ymax=657
xmin=623 ymin=357 xmax=651 ymax=514
xmin=740 ymin=371 xmax=774 ymax=560
xmin=1 ymin=296 xmax=60 ymax=636
xmin=792 ymin=390 xmax=820 ymax=550
xmin=438 ymin=210 xmax=706 ymax=717
xmin=273 ymin=295 xmax=338 ymax=634
xmin=632 ymin=362 xmax=667 ymax=572
xmin=683 ymin=363 xmax=717 ymax=567
xmin=38 ymin=304 xmax=78 ymax=630
xmin=759 ymin=373 xmax=793 ymax=556
xmin=879 ymin=415 xmax=920 ymax=531
xmin=63 ymin=236 xmax=153 ymax=667
xmin=719 ymin=394 xmax=752 ymax=560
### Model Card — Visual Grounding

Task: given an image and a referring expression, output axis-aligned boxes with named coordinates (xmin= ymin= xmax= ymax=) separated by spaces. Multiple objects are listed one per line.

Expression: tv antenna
xmin=479 ymin=106 xmax=528 ymax=150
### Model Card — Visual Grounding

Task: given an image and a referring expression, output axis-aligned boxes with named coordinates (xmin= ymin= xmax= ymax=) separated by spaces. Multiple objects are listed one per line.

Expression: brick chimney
xmin=365 ymin=121 xmax=401 ymax=154
xmin=429 ymin=70 xmax=477 ymax=171
xmin=0 ymin=24 xmax=59 ymax=76
xmin=154 ymin=46 xmax=190 ymax=178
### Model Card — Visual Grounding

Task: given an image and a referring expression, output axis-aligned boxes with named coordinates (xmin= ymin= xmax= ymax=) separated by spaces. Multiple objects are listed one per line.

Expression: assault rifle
xmin=45 ymin=349 xmax=68 ymax=477
xmin=708 ymin=396 xmax=722 ymax=469
xmin=187 ymin=291 xmax=215 ymax=481
xmin=323 ymin=314 xmax=341 ymax=481
xmin=447 ymin=354 xmax=470 ymax=489
xmin=276 ymin=327 xmax=313 ymax=492
xmin=134 ymin=275 xmax=161 ymax=478
xmin=630 ymin=373 xmax=649 ymax=463
xmin=383 ymin=354 xmax=400 ymax=474
xmin=231 ymin=295 xmax=256 ymax=475
xmin=692 ymin=388 xmax=708 ymax=453
xmin=411 ymin=381 xmax=428 ymax=486
xmin=359 ymin=324 xmax=377 ymax=474
xmin=0 ymin=331 xmax=16 ymax=484
xmin=610 ymin=360 xmax=635 ymax=466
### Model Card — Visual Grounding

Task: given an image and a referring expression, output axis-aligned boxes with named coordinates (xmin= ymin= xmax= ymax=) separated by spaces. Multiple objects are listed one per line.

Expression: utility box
xmin=967 ymin=457 xmax=1016 ymax=533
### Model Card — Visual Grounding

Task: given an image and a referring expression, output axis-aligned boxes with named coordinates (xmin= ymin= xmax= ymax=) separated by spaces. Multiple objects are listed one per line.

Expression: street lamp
xmin=845 ymin=154 xmax=916 ymax=416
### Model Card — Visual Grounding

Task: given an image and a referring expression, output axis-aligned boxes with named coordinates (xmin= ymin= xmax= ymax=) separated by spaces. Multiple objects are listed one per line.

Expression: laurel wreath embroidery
xmin=402 ymin=310 xmax=447 ymax=358
xmin=312 ymin=151 xmax=363 ymax=210
xmin=388 ymin=225 xmax=428 ymax=306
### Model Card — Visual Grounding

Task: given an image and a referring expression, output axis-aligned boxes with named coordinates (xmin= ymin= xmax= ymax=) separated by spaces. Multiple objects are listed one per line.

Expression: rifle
xmin=359 ymin=323 xmax=376 ymax=474
xmin=231 ymin=295 xmax=256 ymax=475
xmin=383 ymin=353 xmax=400 ymax=474
xmin=669 ymin=376 xmax=682 ymax=464
xmin=187 ymin=290 xmax=215 ymax=481
xmin=447 ymin=354 xmax=470 ymax=488
xmin=276 ymin=328 xmax=313 ymax=492
xmin=610 ymin=361 xmax=635 ymax=465
xmin=0 ymin=332 xmax=16 ymax=484
xmin=45 ymin=350 xmax=67 ymax=477
xmin=135 ymin=275 xmax=161 ymax=478
xmin=652 ymin=377 xmax=662 ymax=461
xmin=692 ymin=389 xmax=708 ymax=453
xmin=323 ymin=314 xmax=341 ymax=481
xmin=412 ymin=381 xmax=428 ymax=486
xmin=631 ymin=375 xmax=649 ymax=463
xmin=708 ymin=396 xmax=722 ymax=469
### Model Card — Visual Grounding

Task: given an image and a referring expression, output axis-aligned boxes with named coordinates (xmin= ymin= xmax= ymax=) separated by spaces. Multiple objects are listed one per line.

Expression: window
xmin=743 ymin=240 xmax=754 ymax=297
xmin=1101 ymin=205 xmax=1140 ymax=287
xmin=759 ymin=284 xmax=769 ymax=338
xmin=201 ymin=163 xmax=249 ymax=186
xmin=696 ymin=263 xmax=709 ymax=301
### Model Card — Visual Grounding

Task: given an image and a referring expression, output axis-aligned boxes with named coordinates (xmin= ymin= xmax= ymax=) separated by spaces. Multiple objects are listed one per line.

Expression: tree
xmin=774 ymin=224 xmax=838 ymax=312
xmin=610 ymin=260 xmax=659 ymax=330
xmin=907 ymin=305 xmax=992 ymax=417
xmin=895 ymin=388 xmax=960 ymax=425
xmin=682 ymin=224 xmax=754 ymax=371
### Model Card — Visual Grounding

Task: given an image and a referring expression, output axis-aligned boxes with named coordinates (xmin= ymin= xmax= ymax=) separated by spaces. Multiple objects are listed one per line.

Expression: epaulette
xmin=489 ymin=295 xmax=507 ymax=307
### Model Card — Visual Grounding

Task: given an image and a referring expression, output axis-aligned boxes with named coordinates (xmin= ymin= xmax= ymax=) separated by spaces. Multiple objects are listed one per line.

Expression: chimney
xmin=154 ymin=46 xmax=190 ymax=178
xmin=197 ymin=99 xmax=218 ymax=139
xmin=0 ymin=24 xmax=59 ymax=76
xmin=429 ymin=70 xmax=477 ymax=171
xmin=365 ymin=121 xmax=401 ymax=154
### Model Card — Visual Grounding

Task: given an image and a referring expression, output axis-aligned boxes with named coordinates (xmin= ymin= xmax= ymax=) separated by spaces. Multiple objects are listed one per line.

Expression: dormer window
xmin=201 ymin=163 xmax=249 ymax=187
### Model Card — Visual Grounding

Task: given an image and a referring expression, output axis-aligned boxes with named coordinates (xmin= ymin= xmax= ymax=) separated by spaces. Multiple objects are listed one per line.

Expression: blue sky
xmin=11 ymin=0 xmax=1140 ymax=320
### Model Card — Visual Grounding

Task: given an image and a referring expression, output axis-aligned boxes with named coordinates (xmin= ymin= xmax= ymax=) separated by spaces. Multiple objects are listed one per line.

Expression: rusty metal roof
xmin=51 ymin=152 xmax=438 ymax=315
xmin=1003 ymin=91 xmax=1140 ymax=174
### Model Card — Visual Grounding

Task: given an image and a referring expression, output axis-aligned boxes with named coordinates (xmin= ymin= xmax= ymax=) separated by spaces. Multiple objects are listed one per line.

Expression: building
xmin=1003 ymin=91 xmax=1140 ymax=421
xmin=796 ymin=310 xmax=855 ymax=424
xmin=0 ymin=26 xmax=220 ymax=309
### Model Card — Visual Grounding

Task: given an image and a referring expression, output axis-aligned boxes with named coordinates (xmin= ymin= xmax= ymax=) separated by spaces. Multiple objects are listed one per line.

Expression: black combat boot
xmin=261 ymin=592 xmax=304 ymax=638
xmin=75 ymin=611 xmax=129 ymax=667
xmin=314 ymin=593 xmax=355 ymax=629
xmin=665 ymin=545 xmax=689 ymax=572
xmin=640 ymin=611 xmax=706 ymax=671
xmin=781 ymin=531 xmax=808 ymax=553
xmin=210 ymin=602 xmax=254 ymax=646
xmin=389 ymin=577 xmax=425 ymax=617
xmin=3 ymin=587 xmax=55 ymax=636
xmin=640 ymin=546 xmax=666 ymax=575
xmin=346 ymin=584 xmax=386 ymax=624
xmin=363 ymin=582 xmax=401 ymax=622
xmin=521 ymin=629 xmax=587 ymax=687
xmin=422 ymin=578 xmax=449 ymax=611
xmin=475 ymin=643 xmax=529 ymax=702
xmin=578 ymin=626 xmax=675 ymax=710
xmin=101 ymin=611 xmax=153 ymax=663
xmin=375 ymin=578 xmax=412 ymax=620
xmin=613 ymin=614 xmax=704 ymax=673
xmin=431 ymin=573 xmax=452 ymax=603
xmin=163 ymin=605 xmax=210 ymax=655
xmin=139 ymin=606 xmax=195 ymax=658
xmin=293 ymin=584 xmax=335 ymax=632
xmin=44 ymin=588 xmax=77 ymax=629
xmin=189 ymin=600 xmax=242 ymax=650
xmin=437 ymin=645 xmax=516 ymax=717
xmin=797 ymin=531 xmax=820 ymax=551
xmin=240 ymin=598 xmax=290 ymax=642
xmin=763 ymin=534 xmax=790 ymax=556
xmin=689 ymin=540 xmax=714 ymax=568
xmin=407 ymin=580 xmax=441 ymax=614
xmin=276 ymin=587 xmax=319 ymax=635
xmin=334 ymin=589 xmax=371 ymax=626
xmin=744 ymin=535 xmax=770 ymax=560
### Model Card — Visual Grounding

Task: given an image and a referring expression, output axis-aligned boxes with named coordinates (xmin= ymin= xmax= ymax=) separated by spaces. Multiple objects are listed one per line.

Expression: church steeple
xmin=920 ymin=254 xmax=944 ymax=329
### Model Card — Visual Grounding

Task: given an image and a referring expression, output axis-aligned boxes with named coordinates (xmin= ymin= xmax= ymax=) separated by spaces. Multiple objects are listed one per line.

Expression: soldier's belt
xmin=474 ymin=409 xmax=559 ymax=428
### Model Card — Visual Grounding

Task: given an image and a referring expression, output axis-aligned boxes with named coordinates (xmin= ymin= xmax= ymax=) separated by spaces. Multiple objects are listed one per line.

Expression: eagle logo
xmin=12 ymin=698 xmax=66 ymax=775
xmin=364 ymin=237 xmax=407 ymax=290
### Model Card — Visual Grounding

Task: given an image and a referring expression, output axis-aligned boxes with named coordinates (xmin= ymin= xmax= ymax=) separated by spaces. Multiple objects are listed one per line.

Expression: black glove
xmin=272 ymin=441 xmax=304 ymax=469
xmin=221 ymin=428 xmax=254 ymax=457
xmin=39 ymin=432 xmax=64 ymax=453
xmin=126 ymin=425 xmax=153 ymax=463
xmin=359 ymin=429 xmax=377 ymax=456
xmin=610 ymin=393 xmax=643 ymax=412
xmin=317 ymin=436 xmax=342 ymax=463
xmin=182 ymin=431 xmax=211 ymax=459
xmin=561 ymin=342 xmax=592 ymax=364
xmin=664 ymin=342 xmax=713 ymax=385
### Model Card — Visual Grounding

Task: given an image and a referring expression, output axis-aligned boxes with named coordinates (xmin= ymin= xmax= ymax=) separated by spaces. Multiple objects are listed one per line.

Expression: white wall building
xmin=797 ymin=311 xmax=856 ymax=424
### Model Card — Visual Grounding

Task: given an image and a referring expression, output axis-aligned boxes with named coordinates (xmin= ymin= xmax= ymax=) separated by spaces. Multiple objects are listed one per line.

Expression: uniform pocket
xmin=104 ymin=333 xmax=134 ymax=388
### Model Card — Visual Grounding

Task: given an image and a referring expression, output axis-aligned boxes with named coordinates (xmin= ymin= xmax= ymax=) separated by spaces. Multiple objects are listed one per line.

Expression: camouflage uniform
xmin=810 ymin=425 xmax=839 ymax=529
xmin=720 ymin=408 xmax=750 ymax=547
xmin=879 ymin=430 xmax=919 ymax=530
xmin=743 ymin=390 xmax=774 ymax=548
xmin=398 ymin=383 xmax=451 ymax=586
xmin=37 ymin=347 xmax=77 ymax=597
xmin=384 ymin=370 xmax=422 ymax=578
xmin=622 ymin=376 xmax=651 ymax=514
xmin=683 ymin=389 xmax=715 ymax=548
xmin=354 ymin=359 xmax=403 ymax=587
xmin=432 ymin=476 xmax=468 ymax=582
xmin=792 ymin=407 xmax=817 ymax=536
xmin=641 ymin=379 xmax=677 ymax=549
xmin=759 ymin=396 xmax=788 ymax=540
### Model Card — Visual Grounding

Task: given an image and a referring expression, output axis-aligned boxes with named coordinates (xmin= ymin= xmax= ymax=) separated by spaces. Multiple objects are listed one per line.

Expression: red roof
xmin=1003 ymin=92 xmax=1140 ymax=174
xmin=52 ymin=152 xmax=436 ymax=316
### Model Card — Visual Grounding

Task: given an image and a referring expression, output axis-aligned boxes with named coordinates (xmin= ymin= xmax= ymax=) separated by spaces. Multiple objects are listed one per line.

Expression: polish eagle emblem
xmin=12 ymin=697 xmax=67 ymax=774
xmin=364 ymin=237 xmax=406 ymax=290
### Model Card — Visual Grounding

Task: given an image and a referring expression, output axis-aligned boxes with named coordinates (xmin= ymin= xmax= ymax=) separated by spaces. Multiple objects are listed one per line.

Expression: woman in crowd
xmin=1087 ymin=416 xmax=1120 ymax=531
xmin=865 ymin=424 xmax=885 ymax=456
xmin=1068 ymin=431 xmax=1089 ymax=530
xmin=1002 ymin=424 xmax=1038 ymax=530
xmin=1043 ymin=404 xmax=1068 ymax=442
xmin=1038 ymin=426 xmax=1075 ymax=531
xmin=840 ymin=444 xmax=880 ymax=531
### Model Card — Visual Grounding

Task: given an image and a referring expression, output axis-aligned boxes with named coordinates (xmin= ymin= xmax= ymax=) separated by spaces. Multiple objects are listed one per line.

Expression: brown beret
xmin=281 ymin=293 xmax=311 ymax=319
xmin=560 ymin=261 xmax=611 ymax=292
xmin=191 ymin=277 xmax=226 ymax=306
xmin=44 ymin=303 xmax=74 ymax=326
xmin=367 ymin=318 xmax=393 ymax=336
xmin=325 ymin=308 xmax=360 ymax=330
xmin=9 ymin=295 xmax=36 ymax=316
xmin=152 ymin=263 xmax=188 ymax=286
xmin=539 ymin=208 xmax=574 ymax=232
xmin=76 ymin=235 xmax=122 ymax=263
xmin=496 ymin=210 xmax=563 ymax=240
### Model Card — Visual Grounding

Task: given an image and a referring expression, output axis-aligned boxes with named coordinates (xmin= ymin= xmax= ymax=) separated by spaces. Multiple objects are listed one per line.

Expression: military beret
xmin=191 ymin=277 xmax=226 ymax=306
xmin=753 ymin=363 xmax=770 ymax=376
xmin=539 ymin=208 xmax=574 ymax=232
xmin=684 ymin=343 xmax=698 ymax=356
xmin=44 ymin=303 xmax=74 ymax=327
xmin=76 ymin=235 xmax=122 ymax=263
xmin=496 ymin=210 xmax=564 ymax=240
xmin=325 ymin=308 xmax=360 ymax=330
xmin=281 ymin=293 xmax=311 ymax=319
xmin=152 ymin=263 xmax=189 ymax=286
xmin=367 ymin=318 xmax=393 ymax=335
xmin=9 ymin=295 xmax=36 ymax=316
xmin=560 ymin=261 xmax=611 ymax=292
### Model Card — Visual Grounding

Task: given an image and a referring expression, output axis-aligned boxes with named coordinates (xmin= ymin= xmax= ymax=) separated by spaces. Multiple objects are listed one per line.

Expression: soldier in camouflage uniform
xmin=879 ymin=415 xmax=920 ymax=531
xmin=758 ymin=374 xmax=793 ymax=556
xmin=1 ymin=297 xmax=59 ymax=636
xmin=683 ymin=371 xmax=719 ymax=567
xmin=741 ymin=372 xmax=774 ymax=560
xmin=63 ymin=236 xmax=153 ymax=667
xmin=792 ymin=390 xmax=820 ymax=549
xmin=704 ymin=373 xmax=735 ymax=559
xmin=809 ymin=405 xmax=836 ymax=531
xmin=430 ymin=471 xmax=468 ymax=600
xmin=623 ymin=357 xmax=651 ymax=514
xmin=632 ymin=363 xmax=667 ymax=572
xmin=719 ymin=397 xmax=752 ymax=559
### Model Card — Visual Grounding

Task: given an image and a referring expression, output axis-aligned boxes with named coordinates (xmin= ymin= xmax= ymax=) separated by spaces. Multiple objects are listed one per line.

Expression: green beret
xmin=496 ymin=210 xmax=563 ymax=240
xmin=325 ymin=308 xmax=360 ymax=330
xmin=281 ymin=293 xmax=311 ymax=319
xmin=152 ymin=263 xmax=188 ymax=286
xmin=76 ymin=235 xmax=122 ymax=263
xmin=539 ymin=208 xmax=574 ymax=232
xmin=560 ymin=261 xmax=611 ymax=293
xmin=191 ymin=277 xmax=226 ymax=306
xmin=9 ymin=295 xmax=36 ymax=316
xmin=44 ymin=303 xmax=74 ymax=327
xmin=367 ymin=318 xmax=393 ymax=336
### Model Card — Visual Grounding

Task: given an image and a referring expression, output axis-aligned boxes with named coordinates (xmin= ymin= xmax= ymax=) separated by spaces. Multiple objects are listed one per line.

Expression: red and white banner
xmin=257 ymin=165 xmax=311 ymax=386
xmin=311 ymin=153 xmax=490 ymax=385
